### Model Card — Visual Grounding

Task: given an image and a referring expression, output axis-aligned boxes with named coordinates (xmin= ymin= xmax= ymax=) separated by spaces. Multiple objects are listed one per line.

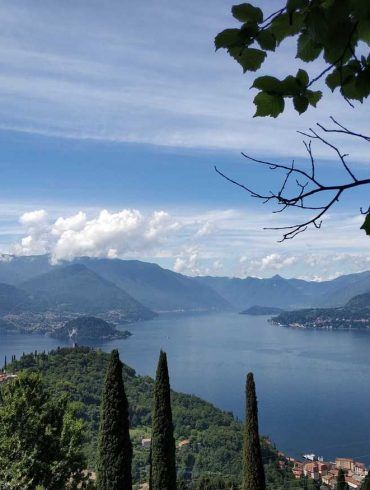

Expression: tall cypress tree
xmin=337 ymin=468 xmax=348 ymax=490
xmin=97 ymin=349 xmax=132 ymax=490
xmin=243 ymin=372 xmax=265 ymax=490
xmin=363 ymin=470 xmax=370 ymax=490
xmin=150 ymin=350 xmax=177 ymax=490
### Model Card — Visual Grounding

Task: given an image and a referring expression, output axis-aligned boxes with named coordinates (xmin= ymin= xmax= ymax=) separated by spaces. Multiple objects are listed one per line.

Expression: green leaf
xmin=214 ymin=29 xmax=242 ymax=50
xmin=341 ymin=77 xmax=365 ymax=101
xmin=256 ymin=29 xmax=276 ymax=51
xmin=280 ymin=75 xmax=301 ymax=96
xmin=326 ymin=66 xmax=356 ymax=92
xmin=320 ymin=0 xmax=335 ymax=7
xmin=252 ymin=75 xmax=281 ymax=92
xmin=253 ymin=91 xmax=285 ymax=118
xmin=355 ymin=68 xmax=370 ymax=99
xmin=350 ymin=0 xmax=370 ymax=18
xmin=297 ymin=32 xmax=322 ymax=61
xmin=305 ymin=7 xmax=330 ymax=44
xmin=240 ymin=21 xmax=259 ymax=38
xmin=293 ymin=95 xmax=309 ymax=114
xmin=360 ymin=214 xmax=370 ymax=236
xmin=326 ymin=71 xmax=343 ymax=92
xmin=296 ymin=68 xmax=309 ymax=87
xmin=357 ymin=18 xmax=370 ymax=45
xmin=270 ymin=12 xmax=305 ymax=44
xmin=287 ymin=0 xmax=309 ymax=14
xmin=231 ymin=3 xmax=263 ymax=23
xmin=228 ymin=47 xmax=267 ymax=72
xmin=306 ymin=89 xmax=322 ymax=107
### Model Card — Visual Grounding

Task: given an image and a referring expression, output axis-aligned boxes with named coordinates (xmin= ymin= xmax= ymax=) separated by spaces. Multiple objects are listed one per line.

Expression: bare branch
xmin=215 ymin=120 xmax=370 ymax=241
xmin=317 ymin=117 xmax=370 ymax=142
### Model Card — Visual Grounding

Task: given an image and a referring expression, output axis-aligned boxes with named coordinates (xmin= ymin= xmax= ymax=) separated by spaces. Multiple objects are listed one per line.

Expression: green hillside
xmin=6 ymin=347 xmax=291 ymax=488
xmin=53 ymin=316 xmax=131 ymax=342
xmin=20 ymin=264 xmax=155 ymax=320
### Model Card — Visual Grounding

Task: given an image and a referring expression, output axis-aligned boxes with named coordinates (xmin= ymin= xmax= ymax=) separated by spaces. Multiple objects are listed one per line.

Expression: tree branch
xmin=215 ymin=120 xmax=370 ymax=241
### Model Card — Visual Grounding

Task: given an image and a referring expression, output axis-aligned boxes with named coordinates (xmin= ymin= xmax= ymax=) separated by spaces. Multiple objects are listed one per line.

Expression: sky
xmin=0 ymin=0 xmax=369 ymax=280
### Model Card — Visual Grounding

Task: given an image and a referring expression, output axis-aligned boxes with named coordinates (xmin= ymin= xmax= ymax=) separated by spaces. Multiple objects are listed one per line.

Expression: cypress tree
xmin=150 ymin=350 xmax=177 ymax=490
xmin=363 ymin=470 xmax=370 ymax=490
xmin=337 ymin=468 xmax=348 ymax=490
xmin=97 ymin=349 xmax=132 ymax=490
xmin=243 ymin=372 xmax=265 ymax=490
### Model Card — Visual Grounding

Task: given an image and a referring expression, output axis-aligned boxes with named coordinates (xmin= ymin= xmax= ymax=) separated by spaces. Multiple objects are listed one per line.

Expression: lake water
xmin=1 ymin=311 xmax=370 ymax=465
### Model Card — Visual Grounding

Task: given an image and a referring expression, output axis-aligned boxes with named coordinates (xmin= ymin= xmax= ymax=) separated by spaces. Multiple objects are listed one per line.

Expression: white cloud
xmin=8 ymin=204 xmax=370 ymax=281
xmin=174 ymin=247 xmax=201 ymax=275
xmin=245 ymin=253 xmax=298 ymax=273
xmin=195 ymin=221 xmax=214 ymax=237
xmin=14 ymin=208 xmax=181 ymax=262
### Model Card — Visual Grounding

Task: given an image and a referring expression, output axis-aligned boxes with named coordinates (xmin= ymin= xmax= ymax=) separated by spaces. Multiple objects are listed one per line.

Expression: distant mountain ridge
xmin=20 ymin=263 xmax=154 ymax=320
xmin=74 ymin=257 xmax=231 ymax=312
xmin=0 ymin=255 xmax=231 ymax=315
xmin=0 ymin=254 xmax=370 ymax=314
xmin=196 ymin=272 xmax=370 ymax=310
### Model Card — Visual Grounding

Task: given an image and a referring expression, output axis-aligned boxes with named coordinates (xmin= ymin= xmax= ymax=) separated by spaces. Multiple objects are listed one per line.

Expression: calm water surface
xmin=1 ymin=312 xmax=370 ymax=464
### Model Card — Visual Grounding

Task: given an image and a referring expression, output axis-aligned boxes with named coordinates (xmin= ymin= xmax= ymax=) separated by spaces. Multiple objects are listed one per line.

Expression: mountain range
xmin=0 ymin=254 xmax=370 ymax=319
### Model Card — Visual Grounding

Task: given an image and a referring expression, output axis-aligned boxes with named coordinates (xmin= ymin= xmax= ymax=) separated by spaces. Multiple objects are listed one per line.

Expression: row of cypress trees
xmin=95 ymin=349 xmax=267 ymax=489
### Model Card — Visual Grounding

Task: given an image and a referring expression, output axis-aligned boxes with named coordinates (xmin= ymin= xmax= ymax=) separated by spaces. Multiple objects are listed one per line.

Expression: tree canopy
xmin=215 ymin=1 xmax=370 ymax=118
xmin=0 ymin=372 xmax=87 ymax=489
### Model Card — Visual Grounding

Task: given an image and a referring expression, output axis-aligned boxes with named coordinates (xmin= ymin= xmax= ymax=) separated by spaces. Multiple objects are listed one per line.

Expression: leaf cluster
xmin=215 ymin=1 xmax=370 ymax=117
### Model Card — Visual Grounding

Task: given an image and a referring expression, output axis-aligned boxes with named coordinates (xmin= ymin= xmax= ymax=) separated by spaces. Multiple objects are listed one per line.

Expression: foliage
xmin=6 ymin=347 xmax=292 ymax=488
xmin=362 ymin=470 xmax=370 ymax=490
xmin=337 ymin=468 xmax=349 ymax=490
xmin=150 ymin=350 xmax=177 ymax=490
xmin=55 ymin=316 xmax=130 ymax=342
xmin=243 ymin=372 xmax=265 ymax=490
xmin=215 ymin=1 xmax=370 ymax=117
xmin=97 ymin=350 xmax=132 ymax=489
xmin=0 ymin=372 xmax=88 ymax=489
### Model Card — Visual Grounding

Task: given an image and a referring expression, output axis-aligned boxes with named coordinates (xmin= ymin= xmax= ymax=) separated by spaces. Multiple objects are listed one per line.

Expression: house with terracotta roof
xmin=304 ymin=462 xmax=319 ymax=480
xmin=292 ymin=461 xmax=304 ymax=479
xmin=345 ymin=475 xmax=362 ymax=489
xmin=178 ymin=439 xmax=190 ymax=448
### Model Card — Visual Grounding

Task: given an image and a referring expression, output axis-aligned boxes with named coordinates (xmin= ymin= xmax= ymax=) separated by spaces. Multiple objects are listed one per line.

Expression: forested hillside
xmin=6 ymin=347 xmax=294 ymax=488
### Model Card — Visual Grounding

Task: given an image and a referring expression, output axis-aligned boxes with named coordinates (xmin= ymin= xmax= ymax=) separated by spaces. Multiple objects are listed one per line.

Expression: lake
xmin=1 ymin=311 xmax=370 ymax=465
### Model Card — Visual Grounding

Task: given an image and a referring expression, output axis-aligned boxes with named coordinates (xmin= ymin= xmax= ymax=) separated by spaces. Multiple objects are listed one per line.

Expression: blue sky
xmin=0 ymin=0 xmax=369 ymax=280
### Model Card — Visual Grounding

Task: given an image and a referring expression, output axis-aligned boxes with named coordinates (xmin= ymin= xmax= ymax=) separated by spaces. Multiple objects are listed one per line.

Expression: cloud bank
xmin=9 ymin=205 xmax=370 ymax=281
xmin=14 ymin=208 xmax=180 ymax=262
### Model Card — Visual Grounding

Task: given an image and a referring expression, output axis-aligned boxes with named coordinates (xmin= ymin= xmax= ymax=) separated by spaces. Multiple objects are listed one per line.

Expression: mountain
xmin=0 ymin=254 xmax=52 ymax=285
xmin=19 ymin=264 xmax=155 ymax=320
xmin=345 ymin=291 xmax=370 ymax=309
xmin=74 ymin=257 xmax=231 ymax=312
xmin=315 ymin=271 xmax=370 ymax=307
xmin=196 ymin=271 xmax=370 ymax=310
xmin=240 ymin=305 xmax=284 ymax=316
xmin=0 ymin=283 xmax=31 ymax=314
xmin=273 ymin=291 xmax=370 ymax=330
xmin=2 ymin=254 xmax=370 ymax=312
xmin=53 ymin=316 xmax=131 ymax=342
xmin=196 ymin=275 xmax=310 ymax=310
